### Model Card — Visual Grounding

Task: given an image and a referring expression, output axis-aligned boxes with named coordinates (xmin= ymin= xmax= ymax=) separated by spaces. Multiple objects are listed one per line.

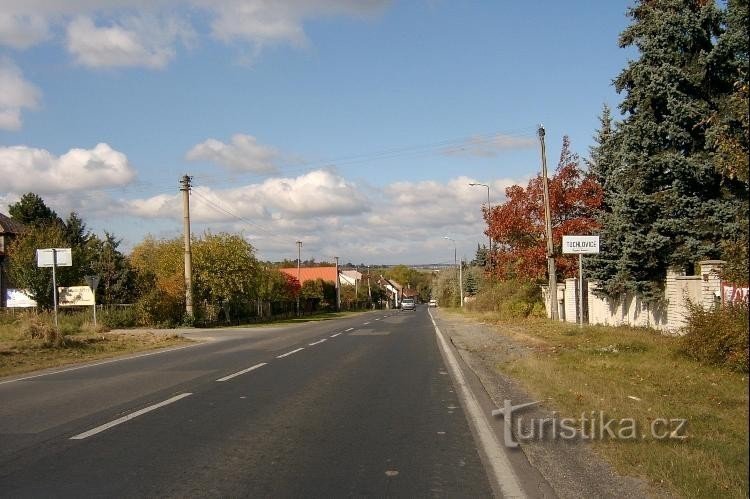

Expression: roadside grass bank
xmin=448 ymin=309 xmax=749 ymax=498
xmin=0 ymin=308 xmax=373 ymax=378
xmin=0 ymin=311 xmax=189 ymax=378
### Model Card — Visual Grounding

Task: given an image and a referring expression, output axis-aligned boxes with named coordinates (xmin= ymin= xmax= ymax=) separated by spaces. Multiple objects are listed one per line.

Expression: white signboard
xmin=36 ymin=248 xmax=73 ymax=267
xmin=58 ymin=286 xmax=95 ymax=307
xmin=562 ymin=235 xmax=600 ymax=254
xmin=5 ymin=289 xmax=37 ymax=308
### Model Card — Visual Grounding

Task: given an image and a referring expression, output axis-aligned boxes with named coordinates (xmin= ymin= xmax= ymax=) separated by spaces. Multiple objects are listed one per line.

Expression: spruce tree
xmin=588 ymin=0 xmax=742 ymax=300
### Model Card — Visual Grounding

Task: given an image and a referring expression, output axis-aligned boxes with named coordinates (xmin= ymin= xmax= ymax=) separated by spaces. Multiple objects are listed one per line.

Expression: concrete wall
xmin=543 ymin=260 xmax=724 ymax=333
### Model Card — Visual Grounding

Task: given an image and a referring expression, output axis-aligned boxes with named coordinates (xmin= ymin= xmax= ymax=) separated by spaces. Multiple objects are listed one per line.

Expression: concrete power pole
xmin=180 ymin=174 xmax=194 ymax=319
xmin=334 ymin=256 xmax=340 ymax=312
xmin=296 ymin=241 xmax=302 ymax=317
xmin=538 ymin=125 xmax=558 ymax=320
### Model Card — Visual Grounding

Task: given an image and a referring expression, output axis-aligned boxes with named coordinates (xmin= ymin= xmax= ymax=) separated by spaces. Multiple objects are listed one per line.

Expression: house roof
xmin=341 ymin=270 xmax=362 ymax=280
xmin=280 ymin=266 xmax=338 ymax=284
xmin=0 ymin=213 xmax=24 ymax=235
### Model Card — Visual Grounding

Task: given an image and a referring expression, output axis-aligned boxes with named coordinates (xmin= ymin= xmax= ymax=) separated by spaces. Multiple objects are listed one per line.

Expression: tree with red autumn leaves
xmin=486 ymin=136 xmax=602 ymax=281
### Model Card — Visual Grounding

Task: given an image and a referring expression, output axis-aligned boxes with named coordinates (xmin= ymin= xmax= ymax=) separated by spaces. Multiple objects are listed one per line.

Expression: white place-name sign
xmin=562 ymin=235 xmax=600 ymax=254
xmin=36 ymin=248 xmax=73 ymax=267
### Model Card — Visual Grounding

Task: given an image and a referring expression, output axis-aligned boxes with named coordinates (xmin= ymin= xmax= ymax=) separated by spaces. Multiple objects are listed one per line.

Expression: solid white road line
xmin=276 ymin=347 xmax=304 ymax=359
xmin=0 ymin=343 xmax=200 ymax=386
xmin=428 ymin=310 xmax=526 ymax=499
xmin=345 ymin=327 xmax=355 ymax=332
xmin=330 ymin=332 xmax=343 ymax=338
xmin=216 ymin=363 xmax=267 ymax=382
xmin=309 ymin=339 xmax=327 ymax=346
xmin=70 ymin=393 xmax=193 ymax=440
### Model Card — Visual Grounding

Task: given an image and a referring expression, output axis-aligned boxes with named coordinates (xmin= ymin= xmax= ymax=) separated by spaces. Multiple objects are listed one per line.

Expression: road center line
xmin=309 ymin=338 xmax=327 ymax=346
xmin=345 ymin=327 xmax=355 ymax=332
xmin=276 ymin=347 xmax=304 ymax=359
xmin=70 ymin=393 xmax=193 ymax=440
xmin=428 ymin=310 xmax=526 ymax=498
xmin=216 ymin=362 xmax=267 ymax=382
xmin=330 ymin=332 xmax=342 ymax=338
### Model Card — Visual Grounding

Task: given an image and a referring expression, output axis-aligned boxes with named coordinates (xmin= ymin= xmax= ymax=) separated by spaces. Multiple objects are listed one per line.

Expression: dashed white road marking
xmin=216 ymin=363 xmax=267 ymax=382
xmin=330 ymin=332 xmax=343 ymax=338
xmin=276 ymin=347 xmax=304 ymax=359
xmin=309 ymin=338 xmax=327 ymax=346
xmin=363 ymin=322 xmax=371 ymax=325
xmin=345 ymin=327 xmax=355 ymax=332
xmin=70 ymin=393 xmax=193 ymax=440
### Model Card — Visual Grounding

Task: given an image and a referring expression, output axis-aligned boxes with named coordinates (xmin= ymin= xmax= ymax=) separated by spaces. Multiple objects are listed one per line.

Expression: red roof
xmin=280 ymin=267 xmax=338 ymax=285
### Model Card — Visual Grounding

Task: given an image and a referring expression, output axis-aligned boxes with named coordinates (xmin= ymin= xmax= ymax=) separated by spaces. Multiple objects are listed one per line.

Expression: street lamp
xmin=469 ymin=182 xmax=492 ymax=271
xmin=443 ymin=236 xmax=463 ymax=307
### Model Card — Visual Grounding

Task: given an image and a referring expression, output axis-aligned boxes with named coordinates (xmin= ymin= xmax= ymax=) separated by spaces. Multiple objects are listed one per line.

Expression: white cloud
xmin=195 ymin=0 xmax=387 ymax=47
xmin=186 ymin=134 xmax=279 ymax=174
xmin=0 ymin=13 xmax=50 ymax=49
xmin=128 ymin=169 xmax=369 ymax=221
xmin=66 ymin=15 xmax=192 ymax=69
xmin=123 ymin=171 xmax=524 ymax=264
xmin=0 ymin=57 xmax=40 ymax=130
xmin=0 ymin=1 xmax=387 ymax=67
xmin=442 ymin=133 xmax=536 ymax=157
xmin=0 ymin=143 xmax=136 ymax=193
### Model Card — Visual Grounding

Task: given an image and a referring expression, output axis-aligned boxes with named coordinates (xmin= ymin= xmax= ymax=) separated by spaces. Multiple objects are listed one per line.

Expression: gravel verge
xmin=432 ymin=309 xmax=657 ymax=499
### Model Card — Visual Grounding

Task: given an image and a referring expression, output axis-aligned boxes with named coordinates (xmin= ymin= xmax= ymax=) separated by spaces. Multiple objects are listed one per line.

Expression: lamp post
xmin=469 ymin=182 xmax=492 ymax=271
xmin=443 ymin=236 xmax=463 ymax=308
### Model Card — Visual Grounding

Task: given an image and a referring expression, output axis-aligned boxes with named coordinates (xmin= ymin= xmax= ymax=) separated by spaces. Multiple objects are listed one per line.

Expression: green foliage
xmin=7 ymin=224 xmax=73 ymax=309
xmin=8 ymin=193 xmax=60 ymax=227
xmin=679 ymin=301 xmax=749 ymax=372
xmin=587 ymin=0 xmax=748 ymax=301
xmin=464 ymin=279 xmax=545 ymax=319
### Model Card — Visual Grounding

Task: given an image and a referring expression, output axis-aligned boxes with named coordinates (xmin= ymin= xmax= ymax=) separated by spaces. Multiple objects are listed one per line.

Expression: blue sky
xmin=0 ymin=1 xmax=633 ymax=265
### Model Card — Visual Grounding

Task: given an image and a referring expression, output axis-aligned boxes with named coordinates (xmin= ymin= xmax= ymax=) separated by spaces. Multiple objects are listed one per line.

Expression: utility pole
xmin=296 ymin=241 xmax=302 ymax=317
xmin=180 ymin=174 xmax=194 ymax=319
xmin=538 ymin=125 xmax=558 ymax=320
xmin=367 ymin=265 xmax=372 ymax=305
xmin=334 ymin=256 xmax=340 ymax=311
xmin=459 ymin=259 xmax=464 ymax=308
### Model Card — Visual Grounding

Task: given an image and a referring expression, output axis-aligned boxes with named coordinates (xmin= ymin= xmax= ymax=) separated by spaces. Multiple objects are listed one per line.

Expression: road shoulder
xmin=431 ymin=309 xmax=652 ymax=499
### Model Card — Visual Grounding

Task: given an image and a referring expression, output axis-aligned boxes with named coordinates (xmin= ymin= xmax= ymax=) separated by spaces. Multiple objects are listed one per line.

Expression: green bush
xmin=680 ymin=301 xmax=749 ymax=372
xmin=465 ymin=279 xmax=545 ymax=319
xmin=100 ymin=306 xmax=138 ymax=329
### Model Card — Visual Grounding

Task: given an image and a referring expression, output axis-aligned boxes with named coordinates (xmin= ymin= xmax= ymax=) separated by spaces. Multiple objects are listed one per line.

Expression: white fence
xmin=542 ymin=260 xmax=728 ymax=333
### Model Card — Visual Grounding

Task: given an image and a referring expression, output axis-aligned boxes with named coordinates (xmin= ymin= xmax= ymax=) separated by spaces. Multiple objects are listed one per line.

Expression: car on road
xmin=428 ymin=299 xmax=438 ymax=307
xmin=401 ymin=298 xmax=416 ymax=311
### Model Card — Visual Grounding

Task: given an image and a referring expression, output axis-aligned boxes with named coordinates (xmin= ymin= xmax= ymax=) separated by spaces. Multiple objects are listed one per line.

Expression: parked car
xmin=428 ymin=299 xmax=438 ymax=307
xmin=401 ymin=298 xmax=416 ymax=311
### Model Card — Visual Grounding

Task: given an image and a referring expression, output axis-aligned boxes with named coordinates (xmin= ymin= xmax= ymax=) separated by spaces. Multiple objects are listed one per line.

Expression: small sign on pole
xmin=36 ymin=248 xmax=73 ymax=329
xmin=562 ymin=236 xmax=600 ymax=326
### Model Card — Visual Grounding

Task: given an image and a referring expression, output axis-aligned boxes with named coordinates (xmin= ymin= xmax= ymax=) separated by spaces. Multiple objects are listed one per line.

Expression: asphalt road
xmin=0 ymin=307 xmax=499 ymax=497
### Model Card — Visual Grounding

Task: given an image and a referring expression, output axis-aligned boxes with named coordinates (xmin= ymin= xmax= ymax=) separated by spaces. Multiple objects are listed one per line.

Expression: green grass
xmin=450 ymin=310 xmax=749 ymax=498
xmin=0 ymin=312 xmax=189 ymax=378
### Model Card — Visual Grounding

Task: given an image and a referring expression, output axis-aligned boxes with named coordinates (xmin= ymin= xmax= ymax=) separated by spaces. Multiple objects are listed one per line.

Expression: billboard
xmin=5 ymin=289 xmax=37 ymax=308
xmin=58 ymin=286 xmax=95 ymax=307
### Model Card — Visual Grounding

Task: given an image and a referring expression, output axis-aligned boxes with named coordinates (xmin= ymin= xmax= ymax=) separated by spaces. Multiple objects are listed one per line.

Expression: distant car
xmin=401 ymin=298 xmax=416 ymax=311
xmin=428 ymin=299 xmax=438 ymax=307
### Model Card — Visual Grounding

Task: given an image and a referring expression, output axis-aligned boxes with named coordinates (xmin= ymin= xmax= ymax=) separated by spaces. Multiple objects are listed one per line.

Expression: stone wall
xmin=542 ymin=260 xmax=725 ymax=333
